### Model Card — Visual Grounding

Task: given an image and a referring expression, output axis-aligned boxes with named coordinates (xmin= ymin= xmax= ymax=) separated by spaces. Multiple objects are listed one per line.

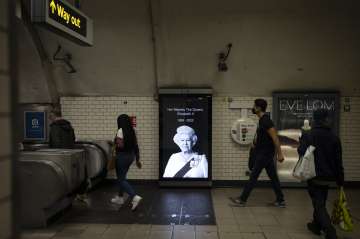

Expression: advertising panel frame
xmin=158 ymin=89 xmax=212 ymax=187
xmin=272 ymin=91 xmax=340 ymax=184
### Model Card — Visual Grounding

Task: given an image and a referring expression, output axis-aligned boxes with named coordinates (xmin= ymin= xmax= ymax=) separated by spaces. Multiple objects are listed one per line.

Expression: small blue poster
xmin=24 ymin=111 xmax=46 ymax=140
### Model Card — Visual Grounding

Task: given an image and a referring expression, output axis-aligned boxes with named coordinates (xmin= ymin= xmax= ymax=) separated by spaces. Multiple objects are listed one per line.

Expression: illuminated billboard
xmin=159 ymin=89 xmax=212 ymax=185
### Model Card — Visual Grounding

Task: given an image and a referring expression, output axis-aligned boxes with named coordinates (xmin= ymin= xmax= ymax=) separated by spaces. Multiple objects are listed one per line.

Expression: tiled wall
xmin=61 ymin=96 xmax=360 ymax=181
xmin=0 ymin=0 xmax=13 ymax=237
xmin=61 ymin=97 xmax=159 ymax=179
xmin=212 ymin=97 xmax=272 ymax=181
xmin=340 ymin=97 xmax=360 ymax=181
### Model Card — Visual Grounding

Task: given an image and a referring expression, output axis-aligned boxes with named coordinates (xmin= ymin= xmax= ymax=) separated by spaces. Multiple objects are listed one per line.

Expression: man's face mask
xmin=252 ymin=107 xmax=258 ymax=114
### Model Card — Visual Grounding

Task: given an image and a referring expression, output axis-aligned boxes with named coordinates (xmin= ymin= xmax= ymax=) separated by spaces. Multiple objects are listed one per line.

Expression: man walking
xmin=231 ymin=99 xmax=286 ymax=207
xmin=298 ymin=109 xmax=344 ymax=239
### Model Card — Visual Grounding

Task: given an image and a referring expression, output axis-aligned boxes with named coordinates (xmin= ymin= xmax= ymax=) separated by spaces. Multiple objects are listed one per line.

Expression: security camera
xmin=217 ymin=43 xmax=232 ymax=72
xmin=218 ymin=61 xmax=228 ymax=72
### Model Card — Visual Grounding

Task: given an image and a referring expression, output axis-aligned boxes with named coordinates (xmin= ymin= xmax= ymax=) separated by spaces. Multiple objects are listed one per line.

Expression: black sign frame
xmin=159 ymin=93 xmax=212 ymax=184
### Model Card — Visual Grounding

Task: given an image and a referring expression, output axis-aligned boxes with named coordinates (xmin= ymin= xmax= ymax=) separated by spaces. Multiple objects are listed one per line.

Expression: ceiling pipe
xmin=149 ymin=0 xmax=160 ymax=101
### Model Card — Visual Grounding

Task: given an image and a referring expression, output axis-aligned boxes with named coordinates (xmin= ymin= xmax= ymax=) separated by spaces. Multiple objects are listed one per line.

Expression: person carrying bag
xmin=297 ymin=109 xmax=345 ymax=239
xmin=109 ymin=114 xmax=143 ymax=211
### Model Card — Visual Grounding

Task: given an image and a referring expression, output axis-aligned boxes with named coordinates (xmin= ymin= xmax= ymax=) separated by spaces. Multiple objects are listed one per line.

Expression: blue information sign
xmin=24 ymin=111 xmax=46 ymax=140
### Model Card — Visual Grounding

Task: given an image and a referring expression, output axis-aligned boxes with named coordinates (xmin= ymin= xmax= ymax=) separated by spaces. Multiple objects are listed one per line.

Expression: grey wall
xmin=18 ymin=0 xmax=360 ymax=102
xmin=159 ymin=0 xmax=360 ymax=95
xmin=35 ymin=0 xmax=156 ymax=97
xmin=17 ymin=18 xmax=52 ymax=103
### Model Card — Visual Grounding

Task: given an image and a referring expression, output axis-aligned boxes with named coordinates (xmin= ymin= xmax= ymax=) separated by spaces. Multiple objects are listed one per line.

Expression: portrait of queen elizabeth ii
xmin=163 ymin=125 xmax=208 ymax=178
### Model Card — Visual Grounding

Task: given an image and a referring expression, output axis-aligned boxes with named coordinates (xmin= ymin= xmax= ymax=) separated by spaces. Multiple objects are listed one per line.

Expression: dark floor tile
xmin=57 ymin=181 xmax=215 ymax=225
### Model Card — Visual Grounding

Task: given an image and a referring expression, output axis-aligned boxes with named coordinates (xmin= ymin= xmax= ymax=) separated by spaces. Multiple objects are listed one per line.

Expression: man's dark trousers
xmin=240 ymin=151 xmax=284 ymax=202
xmin=307 ymin=180 xmax=337 ymax=239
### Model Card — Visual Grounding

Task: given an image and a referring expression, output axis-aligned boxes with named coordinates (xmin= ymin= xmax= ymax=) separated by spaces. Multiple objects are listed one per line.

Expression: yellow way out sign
xmin=50 ymin=0 xmax=81 ymax=28
xmin=31 ymin=0 xmax=93 ymax=46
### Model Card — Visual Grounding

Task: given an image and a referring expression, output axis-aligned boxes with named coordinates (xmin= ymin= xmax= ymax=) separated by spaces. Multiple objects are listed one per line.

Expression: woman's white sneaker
xmin=110 ymin=195 xmax=124 ymax=205
xmin=131 ymin=195 xmax=142 ymax=211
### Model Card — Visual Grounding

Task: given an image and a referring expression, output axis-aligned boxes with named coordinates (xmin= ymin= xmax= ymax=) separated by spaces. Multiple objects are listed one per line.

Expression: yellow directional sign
xmin=48 ymin=0 xmax=86 ymax=36
xmin=49 ymin=0 xmax=82 ymax=29
xmin=50 ymin=0 xmax=56 ymax=14
xmin=31 ymin=0 xmax=93 ymax=46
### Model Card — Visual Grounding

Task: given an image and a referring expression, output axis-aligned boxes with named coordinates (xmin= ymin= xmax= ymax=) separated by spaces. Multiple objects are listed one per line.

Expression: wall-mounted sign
xmin=272 ymin=92 xmax=340 ymax=183
xmin=344 ymin=97 xmax=351 ymax=112
xmin=273 ymin=92 xmax=340 ymax=135
xmin=31 ymin=0 xmax=93 ymax=46
xmin=24 ymin=111 xmax=47 ymax=141
xmin=159 ymin=89 xmax=212 ymax=186
xmin=48 ymin=0 xmax=87 ymax=37
xmin=231 ymin=118 xmax=257 ymax=145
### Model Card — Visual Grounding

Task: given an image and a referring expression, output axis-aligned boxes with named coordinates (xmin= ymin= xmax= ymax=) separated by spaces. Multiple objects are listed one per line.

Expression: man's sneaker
xmin=131 ymin=195 xmax=142 ymax=211
xmin=229 ymin=197 xmax=246 ymax=207
xmin=75 ymin=194 xmax=90 ymax=204
xmin=307 ymin=222 xmax=322 ymax=235
xmin=269 ymin=200 xmax=286 ymax=208
xmin=111 ymin=195 xmax=124 ymax=205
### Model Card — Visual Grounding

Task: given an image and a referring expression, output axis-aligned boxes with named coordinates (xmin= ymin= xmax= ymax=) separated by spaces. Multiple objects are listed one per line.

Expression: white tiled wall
xmin=61 ymin=96 xmax=360 ymax=181
xmin=61 ymin=97 xmax=159 ymax=179
xmin=212 ymin=97 xmax=272 ymax=181
xmin=340 ymin=97 xmax=360 ymax=181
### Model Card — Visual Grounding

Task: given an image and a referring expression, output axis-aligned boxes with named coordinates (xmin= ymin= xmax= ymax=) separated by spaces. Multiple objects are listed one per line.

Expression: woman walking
xmin=110 ymin=114 xmax=142 ymax=210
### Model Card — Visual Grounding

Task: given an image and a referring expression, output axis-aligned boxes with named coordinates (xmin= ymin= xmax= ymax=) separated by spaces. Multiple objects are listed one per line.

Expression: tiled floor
xmin=22 ymin=187 xmax=360 ymax=239
xmin=61 ymin=183 xmax=215 ymax=225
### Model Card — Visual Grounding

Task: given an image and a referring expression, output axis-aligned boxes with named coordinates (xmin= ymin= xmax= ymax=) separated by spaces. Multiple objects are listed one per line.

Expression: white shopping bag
xmin=293 ymin=145 xmax=316 ymax=181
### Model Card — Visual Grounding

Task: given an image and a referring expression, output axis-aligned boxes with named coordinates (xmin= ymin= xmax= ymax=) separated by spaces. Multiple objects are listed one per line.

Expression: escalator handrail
xmin=75 ymin=141 xmax=112 ymax=163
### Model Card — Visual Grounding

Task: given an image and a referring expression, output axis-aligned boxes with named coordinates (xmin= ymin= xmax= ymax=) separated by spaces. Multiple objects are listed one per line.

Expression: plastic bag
xmin=293 ymin=145 xmax=316 ymax=181
xmin=331 ymin=187 xmax=354 ymax=232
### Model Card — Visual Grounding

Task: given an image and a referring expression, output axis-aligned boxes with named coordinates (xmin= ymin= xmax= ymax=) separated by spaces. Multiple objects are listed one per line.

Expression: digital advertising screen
xmin=159 ymin=93 xmax=212 ymax=182
xmin=272 ymin=92 xmax=340 ymax=182
xmin=273 ymin=92 xmax=340 ymax=135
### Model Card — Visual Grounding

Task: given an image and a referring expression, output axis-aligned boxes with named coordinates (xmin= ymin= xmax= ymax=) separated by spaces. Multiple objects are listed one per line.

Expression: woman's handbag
xmin=293 ymin=145 xmax=316 ymax=181
xmin=331 ymin=187 xmax=354 ymax=232
xmin=107 ymin=144 xmax=116 ymax=171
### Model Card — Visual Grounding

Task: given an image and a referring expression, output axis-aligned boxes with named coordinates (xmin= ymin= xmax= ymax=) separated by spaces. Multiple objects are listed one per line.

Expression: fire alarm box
xmin=231 ymin=118 xmax=257 ymax=145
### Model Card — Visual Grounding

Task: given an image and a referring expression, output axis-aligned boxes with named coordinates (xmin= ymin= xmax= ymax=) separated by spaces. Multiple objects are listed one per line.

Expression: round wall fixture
xmin=231 ymin=118 xmax=257 ymax=145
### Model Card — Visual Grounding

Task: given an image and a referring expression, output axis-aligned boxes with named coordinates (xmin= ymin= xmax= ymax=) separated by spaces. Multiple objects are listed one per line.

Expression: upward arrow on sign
xmin=49 ymin=0 xmax=56 ymax=14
